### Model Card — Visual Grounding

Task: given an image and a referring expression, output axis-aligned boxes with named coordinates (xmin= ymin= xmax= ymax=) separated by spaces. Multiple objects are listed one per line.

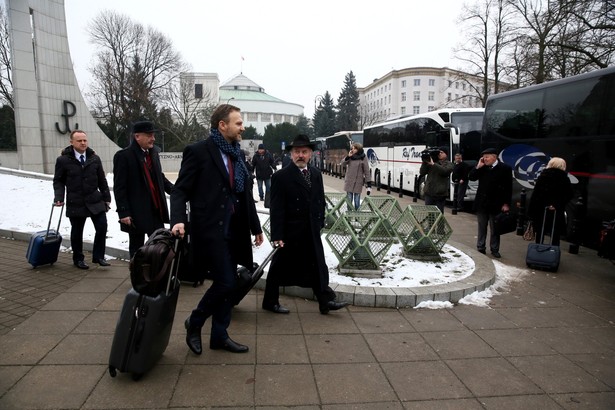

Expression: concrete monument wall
xmin=8 ymin=0 xmax=119 ymax=174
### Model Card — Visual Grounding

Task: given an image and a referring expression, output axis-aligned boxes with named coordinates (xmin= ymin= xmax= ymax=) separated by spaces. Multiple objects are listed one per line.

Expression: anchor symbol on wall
xmin=55 ymin=100 xmax=79 ymax=134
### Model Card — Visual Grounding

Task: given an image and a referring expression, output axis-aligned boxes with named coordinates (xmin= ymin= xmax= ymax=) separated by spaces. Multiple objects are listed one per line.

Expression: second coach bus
xmin=363 ymin=108 xmax=484 ymax=201
xmin=482 ymin=66 xmax=615 ymax=248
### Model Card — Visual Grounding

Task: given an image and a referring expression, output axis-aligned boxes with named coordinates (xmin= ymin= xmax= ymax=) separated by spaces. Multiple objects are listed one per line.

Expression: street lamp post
xmin=227 ymin=97 xmax=235 ymax=104
xmin=314 ymin=95 xmax=324 ymax=113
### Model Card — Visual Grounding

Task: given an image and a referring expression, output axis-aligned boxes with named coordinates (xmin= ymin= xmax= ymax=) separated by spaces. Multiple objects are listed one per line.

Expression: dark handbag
xmin=494 ymin=212 xmax=517 ymax=235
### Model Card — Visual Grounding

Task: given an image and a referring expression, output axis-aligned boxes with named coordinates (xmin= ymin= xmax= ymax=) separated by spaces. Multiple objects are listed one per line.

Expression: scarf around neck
xmin=210 ymin=128 xmax=249 ymax=193
xmin=350 ymin=151 xmax=365 ymax=161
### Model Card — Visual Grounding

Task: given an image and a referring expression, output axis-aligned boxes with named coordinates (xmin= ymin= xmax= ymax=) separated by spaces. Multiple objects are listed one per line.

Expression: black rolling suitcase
xmin=526 ymin=208 xmax=561 ymax=272
xmin=26 ymin=204 xmax=64 ymax=268
xmin=233 ymin=246 xmax=279 ymax=305
xmin=108 ymin=236 xmax=181 ymax=380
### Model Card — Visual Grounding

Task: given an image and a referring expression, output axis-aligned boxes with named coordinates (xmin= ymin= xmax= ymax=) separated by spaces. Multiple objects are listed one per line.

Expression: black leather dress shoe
xmin=319 ymin=300 xmax=349 ymax=315
xmin=185 ymin=318 xmax=202 ymax=355
xmin=262 ymin=304 xmax=290 ymax=314
xmin=92 ymin=259 xmax=111 ymax=266
xmin=74 ymin=261 xmax=89 ymax=270
xmin=210 ymin=337 xmax=249 ymax=353
xmin=491 ymin=251 xmax=502 ymax=258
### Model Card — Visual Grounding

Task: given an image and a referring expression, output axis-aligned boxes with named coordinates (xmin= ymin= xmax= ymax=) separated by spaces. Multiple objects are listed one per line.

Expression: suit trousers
xmin=476 ymin=211 xmax=500 ymax=253
xmin=69 ymin=212 xmax=108 ymax=262
xmin=189 ymin=240 xmax=236 ymax=342
xmin=127 ymin=212 xmax=164 ymax=258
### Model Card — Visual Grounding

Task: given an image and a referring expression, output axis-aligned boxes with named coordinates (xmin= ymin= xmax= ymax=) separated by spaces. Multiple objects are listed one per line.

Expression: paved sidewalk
xmin=0 ymin=175 xmax=614 ymax=409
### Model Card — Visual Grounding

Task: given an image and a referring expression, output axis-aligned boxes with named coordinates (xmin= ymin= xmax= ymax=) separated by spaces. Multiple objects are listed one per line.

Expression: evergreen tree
xmin=242 ymin=125 xmax=259 ymax=140
xmin=312 ymin=91 xmax=336 ymax=139
xmin=336 ymin=71 xmax=360 ymax=131
xmin=295 ymin=114 xmax=313 ymax=138
xmin=263 ymin=122 xmax=301 ymax=157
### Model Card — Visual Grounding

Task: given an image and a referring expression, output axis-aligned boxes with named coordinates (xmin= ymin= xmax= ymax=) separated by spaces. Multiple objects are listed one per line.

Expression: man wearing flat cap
xmin=468 ymin=147 xmax=513 ymax=258
xmin=419 ymin=146 xmax=454 ymax=213
xmin=262 ymin=134 xmax=348 ymax=315
xmin=113 ymin=120 xmax=174 ymax=257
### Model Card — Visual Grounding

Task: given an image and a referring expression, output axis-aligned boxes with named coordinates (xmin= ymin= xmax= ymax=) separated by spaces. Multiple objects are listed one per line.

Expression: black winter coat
xmin=53 ymin=146 xmax=111 ymax=218
xmin=170 ymin=138 xmax=262 ymax=273
xmin=468 ymin=161 xmax=513 ymax=214
xmin=267 ymin=163 xmax=329 ymax=291
xmin=252 ymin=151 xmax=275 ymax=179
xmin=528 ymin=168 xmax=574 ymax=235
xmin=113 ymin=141 xmax=174 ymax=235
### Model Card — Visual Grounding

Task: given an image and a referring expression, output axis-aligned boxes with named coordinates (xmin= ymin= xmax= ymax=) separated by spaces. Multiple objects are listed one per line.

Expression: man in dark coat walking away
xmin=113 ymin=121 xmax=174 ymax=257
xmin=262 ymin=134 xmax=348 ymax=315
xmin=251 ymin=143 xmax=275 ymax=202
xmin=53 ymin=130 xmax=111 ymax=269
xmin=468 ymin=147 xmax=513 ymax=258
xmin=171 ymin=104 xmax=263 ymax=355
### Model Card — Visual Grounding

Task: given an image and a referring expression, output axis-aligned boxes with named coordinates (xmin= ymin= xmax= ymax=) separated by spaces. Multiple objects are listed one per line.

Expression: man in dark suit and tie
xmin=171 ymin=104 xmax=263 ymax=355
xmin=468 ymin=147 xmax=513 ymax=258
xmin=262 ymin=134 xmax=348 ymax=315
xmin=113 ymin=120 xmax=174 ymax=257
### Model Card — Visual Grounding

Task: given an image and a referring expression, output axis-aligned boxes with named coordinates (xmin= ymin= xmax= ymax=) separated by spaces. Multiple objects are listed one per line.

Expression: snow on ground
xmin=0 ymin=170 xmax=528 ymax=308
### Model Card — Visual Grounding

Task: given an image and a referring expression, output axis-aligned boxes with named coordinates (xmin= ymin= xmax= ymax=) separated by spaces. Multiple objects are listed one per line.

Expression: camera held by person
xmin=421 ymin=148 xmax=440 ymax=163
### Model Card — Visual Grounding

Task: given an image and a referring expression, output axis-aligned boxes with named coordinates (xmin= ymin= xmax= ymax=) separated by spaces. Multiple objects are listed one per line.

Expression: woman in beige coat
xmin=342 ymin=142 xmax=372 ymax=209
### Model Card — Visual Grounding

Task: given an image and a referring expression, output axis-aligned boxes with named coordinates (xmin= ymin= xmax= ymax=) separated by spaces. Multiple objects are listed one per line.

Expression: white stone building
xmin=359 ymin=67 xmax=495 ymax=124
xmin=186 ymin=72 xmax=304 ymax=135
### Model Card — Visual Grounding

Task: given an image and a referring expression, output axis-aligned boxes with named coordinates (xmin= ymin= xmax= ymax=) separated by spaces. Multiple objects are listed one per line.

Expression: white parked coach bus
xmin=363 ymin=108 xmax=484 ymax=202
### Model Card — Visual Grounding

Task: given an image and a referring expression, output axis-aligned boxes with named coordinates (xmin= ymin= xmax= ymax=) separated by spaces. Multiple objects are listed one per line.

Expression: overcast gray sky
xmin=65 ymin=0 xmax=466 ymax=118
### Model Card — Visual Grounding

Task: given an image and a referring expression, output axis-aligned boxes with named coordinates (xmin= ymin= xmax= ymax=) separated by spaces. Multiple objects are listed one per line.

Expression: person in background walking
xmin=452 ymin=153 xmax=472 ymax=211
xmin=251 ymin=143 xmax=275 ymax=202
xmin=53 ymin=130 xmax=111 ymax=269
xmin=468 ymin=147 xmax=513 ymax=259
xmin=419 ymin=147 xmax=453 ymax=214
xmin=342 ymin=142 xmax=372 ymax=210
xmin=113 ymin=120 xmax=174 ymax=257
xmin=528 ymin=157 xmax=574 ymax=246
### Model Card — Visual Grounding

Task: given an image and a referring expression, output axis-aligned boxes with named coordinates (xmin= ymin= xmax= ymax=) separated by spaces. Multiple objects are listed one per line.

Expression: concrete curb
xmin=2 ymin=229 xmax=495 ymax=309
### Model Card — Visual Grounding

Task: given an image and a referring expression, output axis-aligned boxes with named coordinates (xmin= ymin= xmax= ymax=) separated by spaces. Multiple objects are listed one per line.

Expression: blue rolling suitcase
xmin=526 ymin=208 xmax=561 ymax=272
xmin=108 ymin=237 xmax=181 ymax=381
xmin=26 ymin=204 xmax=64 ymax=268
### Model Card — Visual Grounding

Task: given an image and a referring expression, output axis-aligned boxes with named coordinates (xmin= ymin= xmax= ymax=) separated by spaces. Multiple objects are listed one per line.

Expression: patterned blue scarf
xmin=210 ymin=128 xmax=248 ymax=193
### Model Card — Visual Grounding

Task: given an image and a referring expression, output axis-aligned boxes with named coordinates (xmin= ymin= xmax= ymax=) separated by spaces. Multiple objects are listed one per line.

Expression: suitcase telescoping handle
xmin=165 ymin=236 xmax=182 ymax=296
xmin=46 ymin=203 xmax=65 ymax=240
xmin=539 ymin=207 xmax=557 ymax=245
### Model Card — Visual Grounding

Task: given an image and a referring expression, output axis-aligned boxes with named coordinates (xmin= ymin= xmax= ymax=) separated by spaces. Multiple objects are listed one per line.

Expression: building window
xmin=273 ymin=114 xmax=283 ymax=122
xmin=401 ymin=106 xmax=406 ymax=115
xmin=413 ymin=106 xmax=420 ymax=114
xmin=247 ymin=112 xmax=258 ymax=121
xmin=428 ymin=106 xmax=435 ymax=111
xmin=414 ymin=79 xmax=420 ymax=86
xmin=447 ymin=93 xmax=452 ymax=101
xmin=413 ymin=91 xmax=420 ymax=101
xmin=194 ymin=83 xmax=203 ymax=99
xmin=429 ymin=79 xmax=435 ymax=86
xmin=428 ymin=91 xmax=435 ymax=101
xmin=462 ymin=83 xmax=466 ymax=90
xmin=401 ymin=92 xmax=407 ymax=102
xmin=455 ymin=82 xmax=459 ymax=89
xmin=448 ymin=80 xmax=453 ymax=87
xmin=401 ymin=80 xmax=407 ymax=87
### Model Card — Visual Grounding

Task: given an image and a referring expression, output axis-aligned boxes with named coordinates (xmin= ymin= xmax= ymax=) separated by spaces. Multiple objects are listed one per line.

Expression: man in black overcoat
xmin=262 ymin=134 xmax=348 ymax=315
xmin=113 ymin=121 xmax=174 ymax=257
xmin=171 ymin=104 xmax=263 ymax=355
xmin=53 ymin=130 xmax=111 ymax=269
xmin=468 ymin=147 xmax=513 ymax=258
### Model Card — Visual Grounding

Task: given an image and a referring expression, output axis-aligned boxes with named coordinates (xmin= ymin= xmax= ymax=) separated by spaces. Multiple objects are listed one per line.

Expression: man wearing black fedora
xmin=113 ymin=120 xmax=174 ymax=257
xmin=468 ymin=147 xmax=513 ymax=258
xmin=262 ymin=134 xmax=348 ymax=315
